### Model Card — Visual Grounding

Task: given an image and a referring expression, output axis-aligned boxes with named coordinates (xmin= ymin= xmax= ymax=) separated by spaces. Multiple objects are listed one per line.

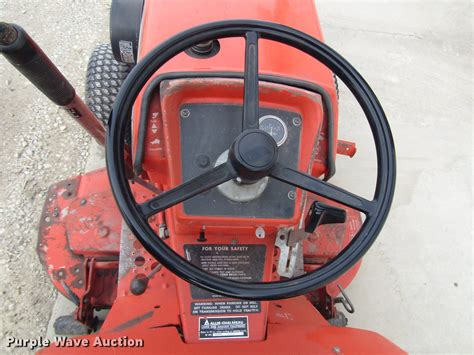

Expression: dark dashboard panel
xmin=180 ymin=104 xmax=301 ymax=218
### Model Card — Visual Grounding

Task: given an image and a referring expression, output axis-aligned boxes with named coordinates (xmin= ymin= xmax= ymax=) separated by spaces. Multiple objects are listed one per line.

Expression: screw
xmin=332 ymin=346 xmax=341 ymax=354
xmin=255 ymin=227 xmax=265 ymax=239
xmin=53 ymin=208 xmax=59 ymax=217
xmin=288 ymin=190 xmax=296 ymax=200
xmin=80 ymin=199 xmax=87 ymax=205
xmin=292 ymin=116 xmax=302 ymax=126
xmin=180 ymin=109 xmax=190 ymax=118
xmin=195 ymin=154 xmax=210 ymax=168
xmin=44 ymin=216 xmax=51 ymax=223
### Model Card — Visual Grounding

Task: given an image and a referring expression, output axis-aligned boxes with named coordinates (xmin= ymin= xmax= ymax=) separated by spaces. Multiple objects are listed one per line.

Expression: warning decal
xmin=192 ymin=300 xmax=261 ymax=315
xmin=184 ymin=244 xmax=266 ymax=300
xmin=199 ymin=316 xmax=249 ymax=340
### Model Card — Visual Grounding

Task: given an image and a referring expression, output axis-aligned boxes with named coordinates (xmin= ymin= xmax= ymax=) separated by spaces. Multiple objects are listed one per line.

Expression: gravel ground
xmin=0 ymin=1 xmax=109 ymax=352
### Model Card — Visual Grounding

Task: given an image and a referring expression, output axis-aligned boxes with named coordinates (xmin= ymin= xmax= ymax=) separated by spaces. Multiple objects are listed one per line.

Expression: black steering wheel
xmin=106 ymin=20 xmax=396 ymax=300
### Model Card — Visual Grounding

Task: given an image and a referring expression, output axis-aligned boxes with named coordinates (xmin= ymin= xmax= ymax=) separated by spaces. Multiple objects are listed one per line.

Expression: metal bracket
xmin=275 ymin=228 xmax=308 ymax=278
xmin=158 ymin=224 xmax=169 ymax=239
xmin=74 ymin=257 xmax=95 ymax=328
xmin=334 ymin=284 xmax=355 ymax=314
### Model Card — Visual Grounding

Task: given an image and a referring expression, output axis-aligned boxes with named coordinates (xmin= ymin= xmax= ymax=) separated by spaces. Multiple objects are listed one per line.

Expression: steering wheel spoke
xmin=270 ymin=163 xmax=375 ymax=215
xmin=139 ymin=161 xmax=237 ymax=218
xmin=242 ymin=31 xmax=259 ymax=131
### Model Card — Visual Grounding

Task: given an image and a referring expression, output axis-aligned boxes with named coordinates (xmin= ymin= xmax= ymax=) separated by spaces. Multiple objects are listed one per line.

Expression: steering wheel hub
xmin=229 ymin=129 xmax=278 ymax=183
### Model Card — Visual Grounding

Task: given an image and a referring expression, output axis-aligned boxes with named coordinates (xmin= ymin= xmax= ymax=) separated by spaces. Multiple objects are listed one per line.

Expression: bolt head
xmin=292 ymin=116 xmax=302 ymax=126
xmin=180 ymin=109 xmax=190 ymax=118
xmin=195 ymin=154 xmax=210 ymax=168
xmin=256 ymin=227 xmax=265 ymax=239
xmin=288 ymin=190 xmax=296 ymax=200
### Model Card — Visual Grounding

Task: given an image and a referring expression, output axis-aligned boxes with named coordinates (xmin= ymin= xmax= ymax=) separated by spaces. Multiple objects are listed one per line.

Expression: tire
xmin=85 ymin=44 xmax=132 ymax=139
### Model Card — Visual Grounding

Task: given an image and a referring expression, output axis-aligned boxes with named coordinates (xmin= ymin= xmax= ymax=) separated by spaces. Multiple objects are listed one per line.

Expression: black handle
xmin=0 ymin=22 xmax=75 ymax=106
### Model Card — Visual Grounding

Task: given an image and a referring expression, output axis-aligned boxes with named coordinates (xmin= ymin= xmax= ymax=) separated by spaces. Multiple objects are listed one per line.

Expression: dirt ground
xmin=0 ymin=0 xmax=110 ymax=352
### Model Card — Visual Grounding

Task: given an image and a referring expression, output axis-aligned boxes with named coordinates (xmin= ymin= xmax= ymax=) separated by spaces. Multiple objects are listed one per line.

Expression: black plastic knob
xmin=229 ymin=129 xmax=278 ymax=183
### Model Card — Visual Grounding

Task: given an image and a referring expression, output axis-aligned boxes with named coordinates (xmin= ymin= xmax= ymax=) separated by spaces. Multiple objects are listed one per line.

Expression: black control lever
xmin=0 ymin=22 xmax=106 ymax=145
xmin=304 ymin=201 xmax=347 ymax=233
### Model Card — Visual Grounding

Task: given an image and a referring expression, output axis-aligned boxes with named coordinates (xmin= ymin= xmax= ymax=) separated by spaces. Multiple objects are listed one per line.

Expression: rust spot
xmin=133 ymin=239 xmax=143 ymax=250
xmin=111 ymin=311 xmax=154 ymax=332
xmin=98 ymin=226 xmax=110 ymax=238
xmin=160 ymin=80 xmax=171 ymax=92
xmin=59 ymin=178 xmax=79 ymax=200
xmin=38 ymin=187 xmax=56 ymax=236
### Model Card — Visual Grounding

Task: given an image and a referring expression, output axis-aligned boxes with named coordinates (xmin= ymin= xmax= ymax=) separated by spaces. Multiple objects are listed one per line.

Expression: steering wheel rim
xmin=106 ymin=20 xmax=396 ymax=300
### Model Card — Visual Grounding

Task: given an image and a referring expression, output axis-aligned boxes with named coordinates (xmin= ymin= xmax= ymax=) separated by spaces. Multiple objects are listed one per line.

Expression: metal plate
xmin=184 ymin=244 xmax=266 ymax=300
xmin=199 ymin=316 xmax=249 ymax=340
xmin=180 ymin=104 xmax=301 ymax=218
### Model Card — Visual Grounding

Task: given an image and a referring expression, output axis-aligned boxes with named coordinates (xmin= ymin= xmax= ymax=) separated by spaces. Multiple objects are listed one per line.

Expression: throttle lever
xmin=304 ymin=201 xmax=347 ymax=233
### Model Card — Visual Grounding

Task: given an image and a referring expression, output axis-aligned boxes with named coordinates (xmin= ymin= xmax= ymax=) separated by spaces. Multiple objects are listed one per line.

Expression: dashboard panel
xmin=180 ymin=103 xmax=302 ymax=218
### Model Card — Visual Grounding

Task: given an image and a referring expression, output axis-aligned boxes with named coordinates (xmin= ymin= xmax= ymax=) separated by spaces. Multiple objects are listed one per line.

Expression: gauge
xmin=258 ymin=115 xmax=288 ymax=146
